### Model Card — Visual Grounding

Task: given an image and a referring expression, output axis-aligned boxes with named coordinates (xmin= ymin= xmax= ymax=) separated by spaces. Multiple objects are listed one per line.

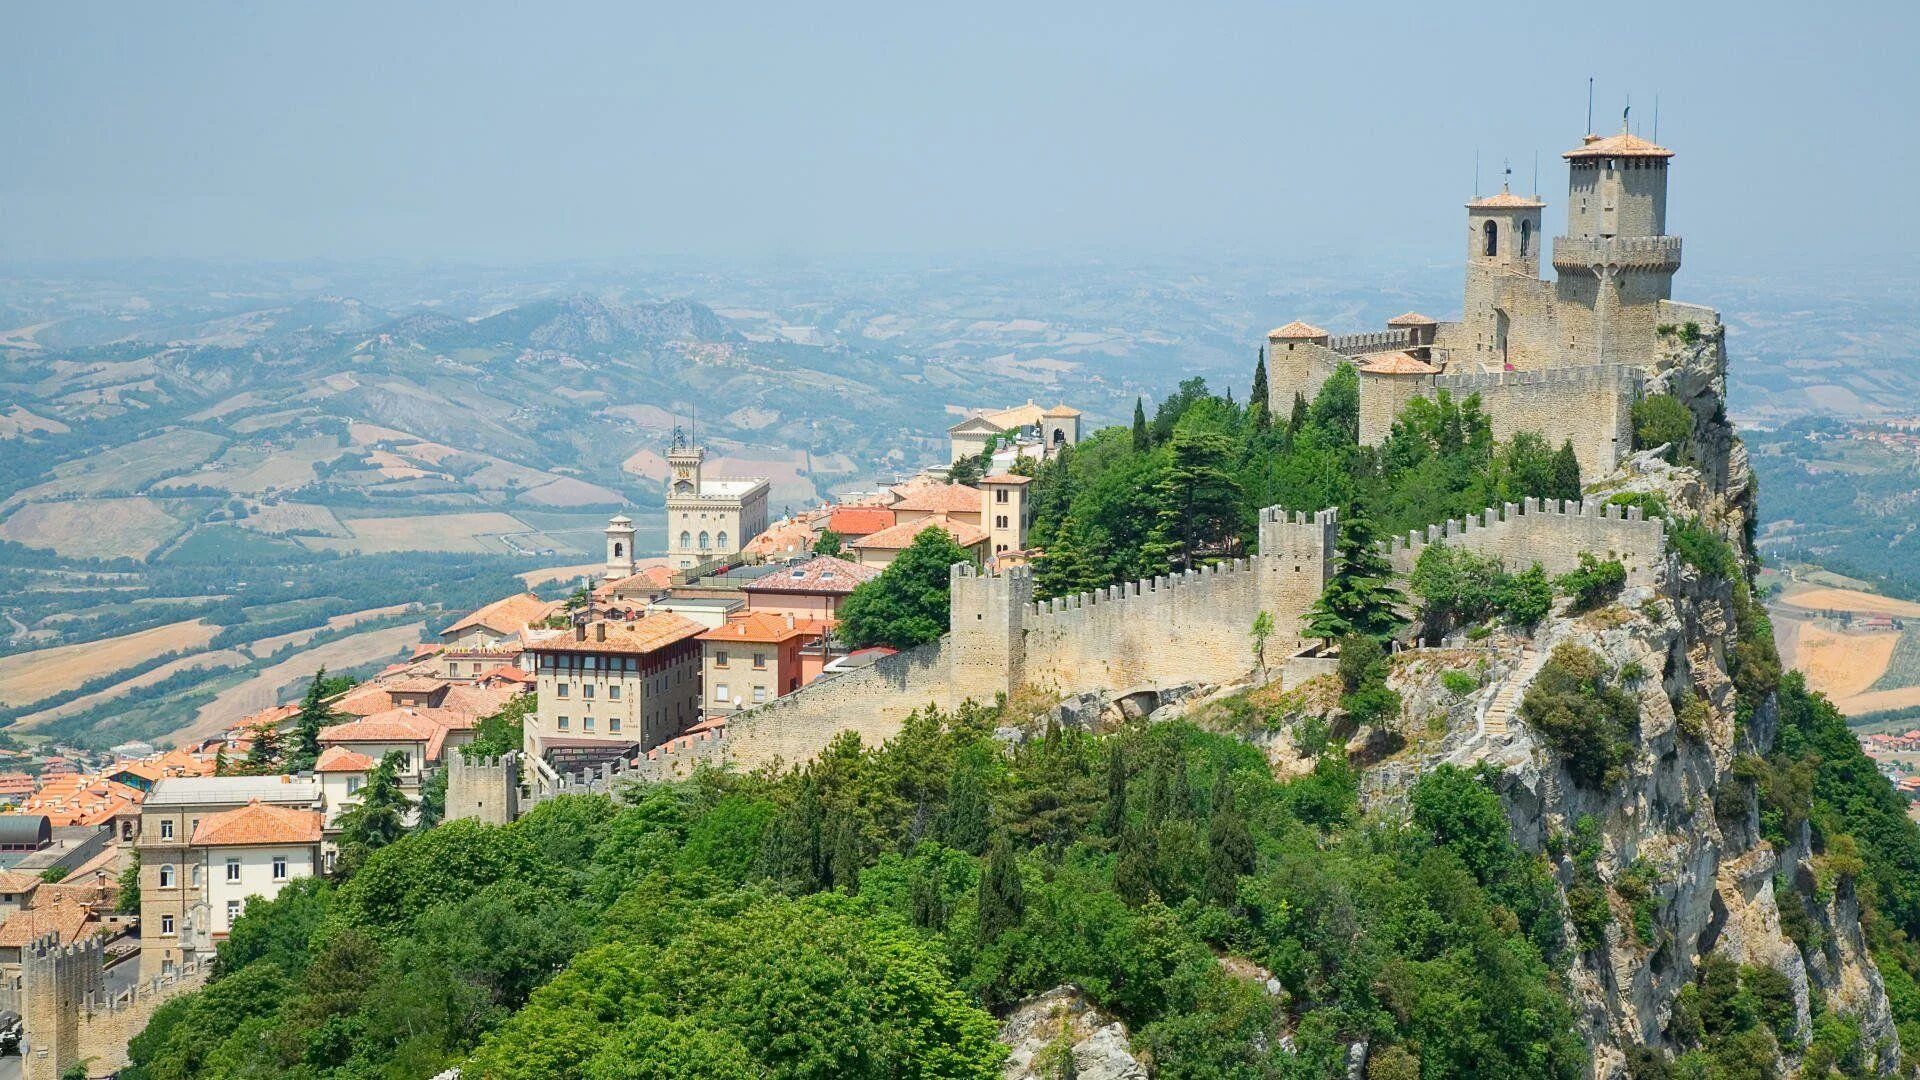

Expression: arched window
xmin=1519 ymin=219 xmax=1533 ymax=256
xmin=699 ymin=531 xmax=711 ymax=550
xmin=679 ymin=530 xmax=691 ymax=549
xmin=716 ymin=531 xmax=729 ymax=550
xmin=1052 ymin=427 xmax=1066 ymax=446
xmin=159 ymin=864 xmax=175 ymax=888
xmin=612 ymin=541 xmax=624 ymax=559
xmin=1482 ymin=219 xmax=1498 ymax=257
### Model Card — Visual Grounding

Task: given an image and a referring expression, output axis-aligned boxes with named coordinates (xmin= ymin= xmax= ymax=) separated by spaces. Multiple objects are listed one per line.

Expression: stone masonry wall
xmin=1356 ymin=364 xmax=1638 ymax=481
xmin=22 ymin=932 xmax=208 ymax=1080
xmin=1383 ymin=495 xmax=1666 ymax=586
xmin=1020 ymin=560 xmax=1269 ymax=692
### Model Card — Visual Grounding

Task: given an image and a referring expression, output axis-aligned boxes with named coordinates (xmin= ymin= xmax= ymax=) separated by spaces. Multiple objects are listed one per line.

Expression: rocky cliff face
xmin=1367 ymin=327 xmax=1899 ymax=1076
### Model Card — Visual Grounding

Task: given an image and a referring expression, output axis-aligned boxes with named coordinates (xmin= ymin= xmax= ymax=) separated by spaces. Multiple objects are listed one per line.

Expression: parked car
xmin=0 ymin=1010 xmax=22 ymax=1054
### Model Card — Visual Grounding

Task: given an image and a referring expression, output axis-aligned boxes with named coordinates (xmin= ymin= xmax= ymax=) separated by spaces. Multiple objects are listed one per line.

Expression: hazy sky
xmin=5 ymin=1 xmax=1915 ymax=267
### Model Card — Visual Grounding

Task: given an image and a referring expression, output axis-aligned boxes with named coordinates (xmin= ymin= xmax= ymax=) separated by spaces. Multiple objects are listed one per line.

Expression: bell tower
xmin=666 ymin=436 xmax=703 ymax=500
xmin=604 ymin=514 xmax=636 ymax=579
xmin=1461 ymin=172 xmax=1545 ymax=367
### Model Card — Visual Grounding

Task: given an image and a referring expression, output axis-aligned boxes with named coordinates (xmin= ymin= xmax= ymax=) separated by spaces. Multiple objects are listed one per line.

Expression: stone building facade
xmin=664 ymin=440 xmax=770 ymax=571
xmin=523 ymin=615 xmax=706 ymax=758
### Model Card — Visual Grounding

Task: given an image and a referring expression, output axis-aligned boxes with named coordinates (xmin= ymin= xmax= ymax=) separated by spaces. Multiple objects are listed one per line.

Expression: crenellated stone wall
xmin=1383 ymin=495 xmax=1666 ymax=585
xmin=445 ymin=499 xmax=1664 ymax=804
xmin=22 ymin=933 xmax=208 ymax=1080
xmin=1355 ymin=363 xmax=1641 ymax=481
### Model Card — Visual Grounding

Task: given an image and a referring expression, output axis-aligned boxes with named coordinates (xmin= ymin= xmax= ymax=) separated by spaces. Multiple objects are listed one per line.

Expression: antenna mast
xmin=1586 ymin=77 xmax=1594 ymax=134
xmin=1653 ymin=94 xmax=1660 ymax=142
xmin=1474 ymin=148 xmax=1480 ymax=197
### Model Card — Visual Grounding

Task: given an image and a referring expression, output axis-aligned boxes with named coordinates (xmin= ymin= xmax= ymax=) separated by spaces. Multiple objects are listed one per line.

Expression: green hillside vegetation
xmin=126 ymin=708 xmax=1591 ymax=1080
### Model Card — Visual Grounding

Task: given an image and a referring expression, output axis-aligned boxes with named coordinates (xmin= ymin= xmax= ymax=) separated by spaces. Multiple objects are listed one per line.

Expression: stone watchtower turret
xmin=1551 ymin=123 xmax=1681 ymax=365
xmin=948 ymin=563 xmax=1033 ymax=700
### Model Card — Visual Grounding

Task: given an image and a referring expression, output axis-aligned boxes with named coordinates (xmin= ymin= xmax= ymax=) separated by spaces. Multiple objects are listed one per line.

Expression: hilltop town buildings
xmin=660 ymin=439 xmax=771 ymax=571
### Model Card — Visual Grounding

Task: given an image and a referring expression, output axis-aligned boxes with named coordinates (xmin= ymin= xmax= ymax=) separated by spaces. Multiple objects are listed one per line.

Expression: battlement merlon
xmin=1552 ymin=234 xmax=1683 ymax=273
xmin=1256 ymin=506 xmax=1339 ymax=561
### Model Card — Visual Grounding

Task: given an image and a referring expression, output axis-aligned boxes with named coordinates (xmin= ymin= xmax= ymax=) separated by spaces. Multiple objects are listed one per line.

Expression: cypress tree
xmin=290 ymin=667 xmax=331 ymax=770
xmin=828 ymin=815 xmax=861 ymax=894
xmin=1113 ymin=826 xmax=1156 ymax=906
xmin=1249 ymin=347 xmax=1272 ymax=431
xmin=1101 ymin=742 xmax=1128 ymax=837
xmin=1205 ymin=773 xmax=1255 ymax=906
xmin=1288 ymin=391 xmax=1310 ymax=435
xmin=1132 ymin=397 xmax=1150 ymax=451
xmin=941 ymin=763 xmax=991 ymax=855
xmin=1551 ymin=439 xmax=1582 ymax=501
xmin=977 ymin=834 xmax=1025 ymax=945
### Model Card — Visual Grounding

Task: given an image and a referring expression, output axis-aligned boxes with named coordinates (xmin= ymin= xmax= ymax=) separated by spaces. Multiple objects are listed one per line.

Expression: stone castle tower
xmin=1549 ymin=126 xmax=1682 ymax=367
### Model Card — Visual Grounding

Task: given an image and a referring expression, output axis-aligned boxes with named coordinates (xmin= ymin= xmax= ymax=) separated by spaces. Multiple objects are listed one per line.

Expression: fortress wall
xmin=445 ymin=752 xmax=519 ymax=825
xmin=1384 ymin=496 xmax=1666 ymax=586
xmin=1020 ymin=508 xmax=1336 ymax=692
xmin=633 ymin=639 xmax=957 ymax=779
xmin=1357 ymin=373 xmax=1435 ymax=446
xmin=1021 ymin=561 xmax=1268 ymax=691
xmin=1433 ymin=363 xmax=1639 ymax=478
xmin=22 ymin=934 xmax=209 ymax=1080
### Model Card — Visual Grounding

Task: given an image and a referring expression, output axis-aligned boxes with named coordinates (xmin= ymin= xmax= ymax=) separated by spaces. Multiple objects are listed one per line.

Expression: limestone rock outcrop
xmin=999 ymin=985 xmax=1149 ymax=1080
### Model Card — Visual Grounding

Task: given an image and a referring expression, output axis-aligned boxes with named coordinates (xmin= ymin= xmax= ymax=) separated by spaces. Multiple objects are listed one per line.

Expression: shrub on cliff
xmin=1555 ymin=552 xmax=1627 ymax=613
xmin=1519 ymin=644 xmax=1641 ymax=789
xmin=1632 ymin=393 xmax=1695 ymax=465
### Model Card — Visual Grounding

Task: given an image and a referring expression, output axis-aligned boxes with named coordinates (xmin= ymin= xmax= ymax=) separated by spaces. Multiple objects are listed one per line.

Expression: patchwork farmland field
xmin=0 ymin=496 xmax=188 ymax=559
xmin=0 ymin=618 xmax=218 ymax=708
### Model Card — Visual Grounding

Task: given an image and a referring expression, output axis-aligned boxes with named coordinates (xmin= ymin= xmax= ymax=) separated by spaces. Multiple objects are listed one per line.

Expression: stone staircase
xmin=1479 ymin=648 xmax=1544 ymax=738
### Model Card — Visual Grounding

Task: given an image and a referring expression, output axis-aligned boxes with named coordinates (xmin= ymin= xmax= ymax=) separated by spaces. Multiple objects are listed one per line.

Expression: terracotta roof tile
xmin=826 ymin=506 xmax=895 ymax=538
xmin=1357 ymin=351 xmax=1441 ymax=375
xmin=1564 ymin=131 xmax=1673 ymax=159
xmin=850 ymin=515 xmax=988 ymax=552
xmin=441 ymin=593 xmax=556 ymax=638
xmin=314 ymin=746 xmax=378 ymax=773
xmin=891 ymin=483 xmax=983 ymax=515
xmin=190 ymin=801 xmax=324 ymax=847
xmin=1386 ymin=312 xmax=1438 ymax=326
xmin=1467 ymin=189 xmax=1545 ymax=208
xmin=697 ymin=611 xmax=828 ymax=645
xmin=1267 ymin=321 xmax=1328 ymax=340
xmin=741 ymin=555 xmax=879 ymax=595
xmin=981 ymin=473 xmax=1033 ymax=485
xmin=0 ymin=900 xmax=94 ymax=948
xmin=1042 ymin=404 xmax=1082 ymax=418
xmin=525 ymin=613 xmax=707 ymax=657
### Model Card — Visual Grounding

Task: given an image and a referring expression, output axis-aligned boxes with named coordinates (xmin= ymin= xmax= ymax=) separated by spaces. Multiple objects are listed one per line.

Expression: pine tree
xmin=1143 ymin=430 xmax=1244 ymax=572
xmin=1551 ymin=439 xmax=1582 ymax=501
xmin=244 ymin=723 xmax=281 ymax=773
xmin=828 ymin=815 xmax=861 ymax=894
xmin=333 ymin=751 xmax=413 ymax=874
xmin=1034 ymin=513 xmax=1110 ymax=601
xmin=1132 ymin=397 xmax=1150 ymax=452
xmin=977 ymin=834 xmax=1025 ymax=945
xmin=1304 ymin=513 xmax=1409 ymax=644
xmin=1249 ymin=347 xmax=1272 ymax=431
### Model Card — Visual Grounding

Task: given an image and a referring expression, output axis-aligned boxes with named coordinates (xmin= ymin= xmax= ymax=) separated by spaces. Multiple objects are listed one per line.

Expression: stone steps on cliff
xmin=1480 ymin=648 xmax=1544 ymax=737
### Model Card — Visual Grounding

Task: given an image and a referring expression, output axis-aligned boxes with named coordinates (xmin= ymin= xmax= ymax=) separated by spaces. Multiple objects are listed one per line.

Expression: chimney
xmin=573 ymin=621 xmax=585 ymax=642
xmin=594 ymin=622 xmax=607 ymax=643
xmin=784 ymin=613 xmax=795 ymax=630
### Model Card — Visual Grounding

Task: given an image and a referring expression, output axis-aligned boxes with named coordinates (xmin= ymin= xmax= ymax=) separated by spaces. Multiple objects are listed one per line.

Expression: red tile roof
xmin=1564 ymin=131 xmax=1673 ymax=159
xmin=697 ymin=611 xmax=828 ymax=645
xmin=1268 ymin=321 xmax=1328 ymax=340
xmin=314 ymin=746 xmax=378 ymax=773
xmin=981 ymin=473 xmax=1033 ymax=486
xmin=191 ymin=801 xmax=324 ymax=847
xmin=441 ymin=593 xmax=556 ymax=638
xmin=525 ymin=613 xmax=706 ymax=657
xmin=1357 ymin=351 xmax=1441 ymax=375
xmin=1386 ymin=312 xmax=1438 ymax=326
xmin=1467 ymin=189 xmax=1545 ymax=208
xmin=850 ymin=516 xmax=988 ymax=552
xmin=741 ymin=556 xmax=879 ymax=596
xmin=891 ymin=483 xmax=982 ymax=515
xmin=0 ymin=899 xmax=94 ymax=949
xmin=826 ymin=506 xmax=895 ymax=538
